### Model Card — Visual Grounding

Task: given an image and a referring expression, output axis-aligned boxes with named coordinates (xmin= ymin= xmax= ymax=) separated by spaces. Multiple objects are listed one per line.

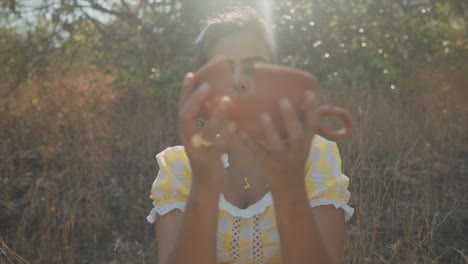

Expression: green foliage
xmin=0 ymin=0 xmax=466 ymax=95
xmin=275 ymin=0 xmax=466 ymax=91
xmin=149 ymin=57 xmax=191 ymax=98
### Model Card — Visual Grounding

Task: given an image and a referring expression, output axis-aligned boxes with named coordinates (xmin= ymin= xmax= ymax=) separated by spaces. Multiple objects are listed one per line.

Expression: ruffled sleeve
xmin=146 ymin=146 xmax=192 ymax=223
xmin=305 ymin=136 xmax=354 ymax=221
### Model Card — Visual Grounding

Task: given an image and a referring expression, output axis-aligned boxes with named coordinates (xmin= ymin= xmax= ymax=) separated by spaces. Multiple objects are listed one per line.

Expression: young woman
xmin=147 ymin=7 xmax=353 ymax=264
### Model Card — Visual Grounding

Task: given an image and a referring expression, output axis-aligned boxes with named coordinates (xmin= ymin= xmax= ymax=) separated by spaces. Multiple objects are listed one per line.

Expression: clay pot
xmin=194 ymin=58 xmax=355 ymax=141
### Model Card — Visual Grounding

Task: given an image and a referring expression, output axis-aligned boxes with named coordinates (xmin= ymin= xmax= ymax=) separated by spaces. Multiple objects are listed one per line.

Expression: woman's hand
xmin=239 ymin=90 xmax=319 ymax=193
xmin=178 ymin=72 xmax=236 ymax=191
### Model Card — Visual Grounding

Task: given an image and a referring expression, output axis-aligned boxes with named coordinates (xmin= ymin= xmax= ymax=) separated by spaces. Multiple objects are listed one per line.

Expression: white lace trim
xmin=218 ymin=192 xmax=273 ymax=218
xmin=146 ymin=201 xmax=186 ymax=223
xmin=146 ymin=197 xmax=353 ymax=223
xmin=309 ymin=198 xmax=354 ymax=221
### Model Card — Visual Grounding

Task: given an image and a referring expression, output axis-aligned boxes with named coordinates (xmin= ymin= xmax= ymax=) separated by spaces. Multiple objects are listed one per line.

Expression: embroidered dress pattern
xmin=253 ymin=214 xmax=264 ymax=262
xmin=147 ymin=136 xmax=354 ymax=264
xmin=230 ymin=217 xmax=241 ymax=261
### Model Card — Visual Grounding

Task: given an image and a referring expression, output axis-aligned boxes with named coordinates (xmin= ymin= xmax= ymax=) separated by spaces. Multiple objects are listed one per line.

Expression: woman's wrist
xmin=189 ymin=180 xmax=221 ymax=205
xmin=267 ymin=172 xmax=307 ymax=194
xmin=272 ymin=188 xmax=309 ymax=208
xmin=269 ymin=176 xmax=309 ymax=206
xmin=191 ymin=164 xmax=225 ymax=192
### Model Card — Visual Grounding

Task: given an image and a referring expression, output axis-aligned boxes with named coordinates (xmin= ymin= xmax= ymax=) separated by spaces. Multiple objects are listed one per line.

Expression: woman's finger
xmin=239 ymin=130 xmax=266 ymax=158
xmin=280 ymin=98 xmax=304 ymax=146
xmin=304 ymin=90 xmax=319 ymax=139
xmin=178 ymin=72 xmax=196 ymax=112
xmin=179 ymin=83 xmax=212 ymax=142
xmin=213 ymin=121 xmax=237 ymax=152
xmin=260 ymin=112 xmax=284 ymax=153
xmin=200 ymin=96 xmax=231 ymax=142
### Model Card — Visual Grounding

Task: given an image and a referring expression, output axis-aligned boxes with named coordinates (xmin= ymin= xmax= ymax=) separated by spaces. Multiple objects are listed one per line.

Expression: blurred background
xmin=0 ymin=0 xmax=467 ymax=263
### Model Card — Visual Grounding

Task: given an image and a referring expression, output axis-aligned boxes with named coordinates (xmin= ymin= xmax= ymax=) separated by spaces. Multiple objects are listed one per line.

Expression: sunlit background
xmin=1 ymin=0 xmax=467 ymax=263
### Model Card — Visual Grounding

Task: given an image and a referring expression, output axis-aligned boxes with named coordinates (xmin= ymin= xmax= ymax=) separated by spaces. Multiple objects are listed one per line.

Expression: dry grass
xmin=0 ymin=59 xmax=467 ymax=263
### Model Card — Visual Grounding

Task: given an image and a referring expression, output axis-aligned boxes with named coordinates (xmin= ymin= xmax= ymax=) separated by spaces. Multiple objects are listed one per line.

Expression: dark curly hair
xmin=192 ymin=7 xmax=276 ymax=71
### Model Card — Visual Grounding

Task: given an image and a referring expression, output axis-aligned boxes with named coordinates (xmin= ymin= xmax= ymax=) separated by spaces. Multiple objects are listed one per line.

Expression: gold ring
xmin=191 ymin=133 xmax=213 ymax=148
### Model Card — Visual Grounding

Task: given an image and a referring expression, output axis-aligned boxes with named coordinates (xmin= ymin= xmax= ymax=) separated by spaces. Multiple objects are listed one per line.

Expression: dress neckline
xmin=219 ymin=191 xmax=273 ymax=218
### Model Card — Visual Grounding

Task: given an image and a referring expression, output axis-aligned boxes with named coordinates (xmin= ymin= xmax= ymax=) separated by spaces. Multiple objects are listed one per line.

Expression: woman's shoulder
xmin=150 ymin=146 xmax=192 ymax=206
xmin=309 ymin=135 xmax=340 ymax=161
xmin=305 ymin=135 xmax=342 ymax=178
xmin=156 ymin=145 xmax=188 ymax=160
xmin=156 ymin=145 xmax=191 ymax=173
xmin=306 ymin=136 xmax=353 ymax=220
xmin=311 ymin=135 xmax=337 ymax=150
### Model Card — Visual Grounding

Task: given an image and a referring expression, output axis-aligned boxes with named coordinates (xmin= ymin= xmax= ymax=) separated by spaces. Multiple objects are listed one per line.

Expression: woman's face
xmin=209 ymin=31 xmax=271 ymax=95
xmin=206 ymin=31 xmax=273 ymax=148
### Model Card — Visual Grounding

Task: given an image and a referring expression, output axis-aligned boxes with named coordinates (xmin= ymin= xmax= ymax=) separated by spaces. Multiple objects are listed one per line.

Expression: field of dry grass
xmin=0 ymin=59 xmax=467 ymax=263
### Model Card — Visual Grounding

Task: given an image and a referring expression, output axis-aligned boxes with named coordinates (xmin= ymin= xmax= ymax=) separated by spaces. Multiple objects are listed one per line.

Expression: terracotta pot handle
xmin=317 ymin=106 xmax=355 ymax=141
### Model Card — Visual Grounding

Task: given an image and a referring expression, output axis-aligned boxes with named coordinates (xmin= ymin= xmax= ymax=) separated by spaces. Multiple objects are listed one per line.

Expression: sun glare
xmin=257 ymin=0 xmax=277 ymax=55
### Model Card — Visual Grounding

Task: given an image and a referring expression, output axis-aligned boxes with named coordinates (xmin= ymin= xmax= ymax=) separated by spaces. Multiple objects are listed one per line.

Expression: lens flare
xmin=257 ymin=0 xmax=276 ymax=55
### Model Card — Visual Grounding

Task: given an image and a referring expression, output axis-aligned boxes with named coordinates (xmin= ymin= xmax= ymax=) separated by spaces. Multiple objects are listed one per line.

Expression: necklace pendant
xmin=243 ymin=176 xmax=251 ymax=190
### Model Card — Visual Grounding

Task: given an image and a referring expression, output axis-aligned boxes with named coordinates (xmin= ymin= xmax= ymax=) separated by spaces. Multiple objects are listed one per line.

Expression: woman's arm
xmin=271 ymin=183 xmax=345 ymax=264
xmin=239 ymin=92 xmax=348 ymax=263
xmin=156 ymin=73 xmax=235 ymax=264
xmin=157 ymin=184 xmax=220 ymax=264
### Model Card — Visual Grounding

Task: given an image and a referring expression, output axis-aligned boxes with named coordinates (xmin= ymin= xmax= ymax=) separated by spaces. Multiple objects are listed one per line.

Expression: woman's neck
xmin=226 ymin=137 xmax=257 ymax=170
xmin=221 ymin=136 xmax=270 ymax=208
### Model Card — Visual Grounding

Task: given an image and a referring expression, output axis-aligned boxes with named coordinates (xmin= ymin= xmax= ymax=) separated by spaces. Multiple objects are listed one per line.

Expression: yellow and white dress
xmin=147 ymin=135 xmax=353 ymax=264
